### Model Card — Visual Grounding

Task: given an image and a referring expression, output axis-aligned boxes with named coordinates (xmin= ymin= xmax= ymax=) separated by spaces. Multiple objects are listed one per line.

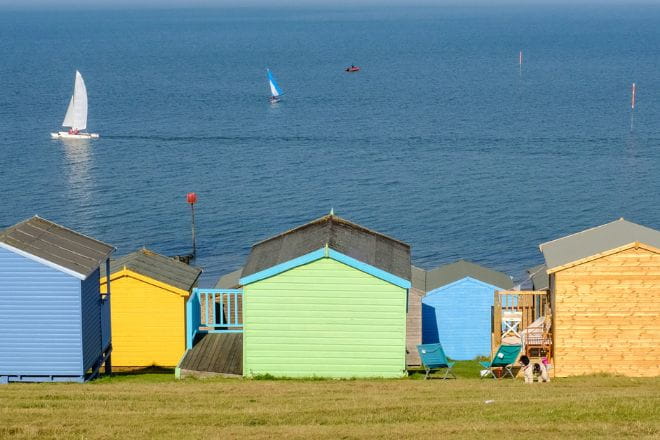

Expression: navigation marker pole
xmin=630 ymin=82 xmax=636 ymax=131
xmin=519 ymin=50 xmax=523 ymax=76
xmin=187 ymin=192 xmax=198 ymax=259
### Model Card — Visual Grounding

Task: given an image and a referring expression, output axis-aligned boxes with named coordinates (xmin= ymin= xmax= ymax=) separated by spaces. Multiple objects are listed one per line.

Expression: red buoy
xmin=187 ymin=192 xmax=197 ymax=204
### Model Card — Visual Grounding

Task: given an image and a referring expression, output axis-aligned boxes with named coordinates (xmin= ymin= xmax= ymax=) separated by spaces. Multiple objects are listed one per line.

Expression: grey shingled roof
xmin=540 ymin=218 xmax=660 ymax=271
xmin=106 ymin=248 xmax=202 ymax=292
xmin=242 ymin=214 xmax=411 ymax=281
xmin=0 ymin=216 xmax=114 ymax=278
xmin=426 ymin=259 xmax=514 ymax=292
xmin=526 ymin=264 xmax=549 ymax=291
xmin=411 ymin=265 xmax=426 ymax=291
xmin=215 ymin=267 xmax=243 ymax=289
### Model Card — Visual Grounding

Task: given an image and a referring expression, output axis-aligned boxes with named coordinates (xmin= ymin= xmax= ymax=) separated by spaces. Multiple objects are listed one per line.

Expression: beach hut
xmin=422 ymin=260 xmax=513 ymax=360
xmin=0 ymin=216 xmax=114 ymax=383
xmin=539 ymin=218 xmax=660 ymax=377
xmin=406 ymin=266 xmax=426 ymax=366
xmin=526 ymin=264 xmax=549 ymax=291
xmin=215 ymin=267 xmax=242 ymax=289
xmin=100 ymin=249 xmax=201 ymax=368
xmin=238 ymin=213 xmax=411 ymax=378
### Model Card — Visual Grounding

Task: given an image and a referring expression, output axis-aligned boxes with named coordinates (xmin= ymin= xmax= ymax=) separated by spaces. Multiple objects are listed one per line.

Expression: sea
xmin=0 ymin=5 xmax=659 ymax=286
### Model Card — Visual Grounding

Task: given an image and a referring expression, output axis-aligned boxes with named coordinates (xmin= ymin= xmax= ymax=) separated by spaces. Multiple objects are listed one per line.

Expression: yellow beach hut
xmin=101 ymin=249 xmax=202 ymax=368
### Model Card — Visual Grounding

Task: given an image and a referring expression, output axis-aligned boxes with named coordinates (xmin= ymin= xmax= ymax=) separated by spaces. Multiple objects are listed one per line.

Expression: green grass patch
xmin=0 ymin=364 xmax=657 ymax=439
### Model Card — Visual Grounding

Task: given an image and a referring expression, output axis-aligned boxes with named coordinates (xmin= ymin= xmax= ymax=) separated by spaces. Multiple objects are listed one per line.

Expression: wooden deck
xmin=178 ymin=333 xmax=243 ymax=377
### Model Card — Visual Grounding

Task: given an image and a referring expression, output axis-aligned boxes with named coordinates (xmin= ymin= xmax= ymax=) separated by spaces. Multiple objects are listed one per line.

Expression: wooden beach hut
xmin=100 ymin=248 xmax=202 ymax=368
xmin=406 ymin=266 xmax=426 ymax=367
xmin=539 ymin=218 xmax=660 ymax=377
xmin=0 ymin=216 xmax=114 ymax=383
xmin=238 ymin=213 xmax=411 ymax=378
xmin=422 ymin=260 xmax=513 ymax=360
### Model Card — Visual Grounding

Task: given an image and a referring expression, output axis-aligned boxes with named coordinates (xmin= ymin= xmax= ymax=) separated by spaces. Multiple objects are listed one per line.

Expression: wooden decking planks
xmin=179 ymin=333 xmax=243 ymax=376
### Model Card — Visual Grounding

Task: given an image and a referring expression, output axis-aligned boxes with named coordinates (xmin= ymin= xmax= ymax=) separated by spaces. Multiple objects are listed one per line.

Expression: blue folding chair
xmin=479 ymin=345 xmax=522 ymax=379
xmin=417 ymin=343 xmax=456 ymax=380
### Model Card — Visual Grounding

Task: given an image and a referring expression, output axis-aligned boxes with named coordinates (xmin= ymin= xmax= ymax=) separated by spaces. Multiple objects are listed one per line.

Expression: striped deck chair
xmin=417 ymin=343 xmax=456 ymax=380
xmin=480 ymin=345 xmax=521 ymax=379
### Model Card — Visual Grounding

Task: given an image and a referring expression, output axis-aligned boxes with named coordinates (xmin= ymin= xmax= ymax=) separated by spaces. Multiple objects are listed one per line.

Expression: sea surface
xmin=0 ymin=5 xmax=659 ymax=286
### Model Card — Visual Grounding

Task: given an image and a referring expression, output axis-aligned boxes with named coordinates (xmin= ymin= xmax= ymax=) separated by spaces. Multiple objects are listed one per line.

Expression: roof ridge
xmin=539 ymin=218 xmax=627 ymax=250
xmin=117 ymin=247 xmax=201 ymax=271
xmin=251 ymin=213 xmax=410 ymax=248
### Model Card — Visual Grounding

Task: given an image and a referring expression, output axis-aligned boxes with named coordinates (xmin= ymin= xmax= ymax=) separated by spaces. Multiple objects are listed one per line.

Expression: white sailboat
xmin=267 ymin=68 xmax=282 ymax=103
xmin=51 ymin=70 xmax=99 ymax=139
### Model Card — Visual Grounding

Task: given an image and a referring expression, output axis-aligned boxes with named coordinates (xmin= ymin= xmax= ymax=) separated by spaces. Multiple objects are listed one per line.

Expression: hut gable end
xmin=0 ymin=246 xmax=83 ymax=377
xmin=242 ymin=258 xmax=407 ymax=378
xmin=0 ymin=216 xmax=114 ymax=279
xmin=105 ymin=274 xmax=188 ymax=367
xmin=552 ymin=246 xmax=660 ymax=377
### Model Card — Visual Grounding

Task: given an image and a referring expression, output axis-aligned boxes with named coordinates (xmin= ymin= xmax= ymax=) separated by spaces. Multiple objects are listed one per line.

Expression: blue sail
xmin=267 ymin=69 xmax=283 ymax=98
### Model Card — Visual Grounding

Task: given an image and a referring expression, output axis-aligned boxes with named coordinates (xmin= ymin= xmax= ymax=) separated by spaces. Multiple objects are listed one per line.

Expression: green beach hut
xmin=238 ymin=213 xmax=411 ymax=378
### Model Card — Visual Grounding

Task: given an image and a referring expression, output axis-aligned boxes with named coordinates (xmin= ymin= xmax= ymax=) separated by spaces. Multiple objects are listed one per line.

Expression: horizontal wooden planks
xmin=553 ymin=247 xmax=660 ymax=377
xmin=0 ymin=246 xmax=84 ymax=377
xmin=243 ymin=258 xmax=406 ymax=378
xmin=108 ymin=276 xmax=186 ymax=367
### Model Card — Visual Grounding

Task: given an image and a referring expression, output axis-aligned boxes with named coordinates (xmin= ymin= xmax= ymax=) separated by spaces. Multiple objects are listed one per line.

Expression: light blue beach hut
xmin=0 ymin=216 xmax=114 ymax=383
xmin=421 ymin=260 xmax=513 ymax=360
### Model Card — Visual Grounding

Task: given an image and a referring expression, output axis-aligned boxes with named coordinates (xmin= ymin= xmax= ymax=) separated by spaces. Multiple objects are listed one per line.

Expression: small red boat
xmin=345 ymin=65 xmax=360 ymax=72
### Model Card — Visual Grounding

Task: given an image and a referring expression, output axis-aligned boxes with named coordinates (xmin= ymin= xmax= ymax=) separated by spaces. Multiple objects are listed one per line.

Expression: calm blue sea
xmin=0 ymin=5 xmax=658 ymax=286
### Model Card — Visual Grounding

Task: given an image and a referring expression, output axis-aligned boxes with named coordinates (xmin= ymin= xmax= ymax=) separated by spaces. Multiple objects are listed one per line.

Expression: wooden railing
xmin=186 ymin=288 xmax=243 ymax=349
xmin=493 ymin=290 xmax=551 ymax=356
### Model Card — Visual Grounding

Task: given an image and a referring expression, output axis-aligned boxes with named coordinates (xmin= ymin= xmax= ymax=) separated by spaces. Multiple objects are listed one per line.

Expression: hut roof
xmin=105 ymin=248 xmax=202 ymax=292
xmin=426 ymin=259 xmax=513 ymax=292
xmin=540 ymin=218 xmax=660 ymax=272
xmin=242 ymin=214 xmax=411 ymax=281
xmin=0 ymin=215 xmax=114 ymax=278
xmin=215 ymin=267 xmax=243 ymax=289
xmin=411 ymin=265 xmax=426 ymax=291
xmin=526 ymin=264 xmax=549 ymax=290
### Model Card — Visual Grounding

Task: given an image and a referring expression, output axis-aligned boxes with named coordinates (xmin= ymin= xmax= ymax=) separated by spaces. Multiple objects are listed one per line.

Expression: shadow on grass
xmin=92 ymin=361 xmax=524 ymax=383
xmin=407 ymin=359 xmax=522 ymax=380
xmin=94 ymin=366 xmax=176 ymax=383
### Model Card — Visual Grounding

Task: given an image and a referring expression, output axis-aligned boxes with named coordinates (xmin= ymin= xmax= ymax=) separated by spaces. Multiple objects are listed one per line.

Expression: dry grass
xmin=1 ymin=369 xmax=658 ymax=439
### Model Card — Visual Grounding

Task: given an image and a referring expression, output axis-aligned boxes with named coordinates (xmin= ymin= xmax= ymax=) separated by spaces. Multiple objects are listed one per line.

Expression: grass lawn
xmin=1 ymin=362 xmax=658 ymax=439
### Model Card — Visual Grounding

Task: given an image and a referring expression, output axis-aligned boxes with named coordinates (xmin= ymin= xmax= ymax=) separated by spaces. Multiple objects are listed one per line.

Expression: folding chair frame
xmin=480 ymin=364 xmax=516 ymax=380
xmin=423 ymin=363 xmax=456 ymax=380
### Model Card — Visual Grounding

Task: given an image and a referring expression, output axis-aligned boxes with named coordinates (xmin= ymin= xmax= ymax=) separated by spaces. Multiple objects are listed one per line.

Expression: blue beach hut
xmin=0 ymin=216 xmax=114 ymax=383
xmin=421 ymin=260 xmax=513 ymax=360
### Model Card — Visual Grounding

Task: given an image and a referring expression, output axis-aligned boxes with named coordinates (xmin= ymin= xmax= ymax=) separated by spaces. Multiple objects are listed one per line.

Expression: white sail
xmin=269 ymin=80 xmax=279 ymax=97
xmin=62 ymin=95 xmax=75 ymax=127
xmin=266 ymin=69 xmax=282 ymax=98
xmin=73 ymin=71 xmax=88 ymax=130
xmin=62 ymin=71 xmax=88 ymax=130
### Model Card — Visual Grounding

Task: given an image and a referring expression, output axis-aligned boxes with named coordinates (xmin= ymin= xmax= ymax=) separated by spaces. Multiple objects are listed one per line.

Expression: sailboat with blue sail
xmin=267 ymin=68 xmax=282 ymax=103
